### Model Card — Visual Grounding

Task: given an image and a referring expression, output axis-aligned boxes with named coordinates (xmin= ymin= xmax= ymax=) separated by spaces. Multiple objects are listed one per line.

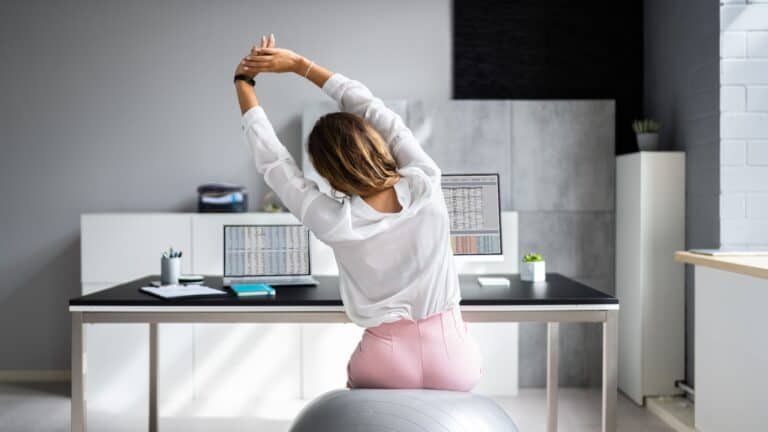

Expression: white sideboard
xmin=616 ymin=152 xmax=685 ymax=405
xmin=81 ymin=212 xmax=519 ymax=416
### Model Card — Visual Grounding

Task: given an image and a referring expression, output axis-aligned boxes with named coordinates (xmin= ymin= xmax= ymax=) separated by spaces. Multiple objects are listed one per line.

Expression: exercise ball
xmin=289 ymin=389 xmax=518 ymax=432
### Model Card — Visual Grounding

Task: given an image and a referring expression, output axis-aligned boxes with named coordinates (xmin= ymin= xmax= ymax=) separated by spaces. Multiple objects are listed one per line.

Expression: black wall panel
xmin=454 ymin=0 xmax=643 ymax=154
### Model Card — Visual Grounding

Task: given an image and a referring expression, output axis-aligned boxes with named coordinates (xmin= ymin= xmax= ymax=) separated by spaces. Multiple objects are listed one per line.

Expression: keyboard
xmin=224 ymin=275 xmax=319 ymax=287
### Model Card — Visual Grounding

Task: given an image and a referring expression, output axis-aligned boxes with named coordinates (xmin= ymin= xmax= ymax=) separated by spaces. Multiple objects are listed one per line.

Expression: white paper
xmin=140 ymin=285 xmax=226 ymax=299
xmin=477 ymin=277 xmax=511 ymax=287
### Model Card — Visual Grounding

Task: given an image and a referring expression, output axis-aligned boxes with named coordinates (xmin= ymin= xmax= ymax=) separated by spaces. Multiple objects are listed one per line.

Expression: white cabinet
xmin=81 ymin=214 xmax=192 ymax=283
xmin=616 ymin=152 xmax=685 ymax=405
xmin=694 ymin=266 xmax=768 ymax=431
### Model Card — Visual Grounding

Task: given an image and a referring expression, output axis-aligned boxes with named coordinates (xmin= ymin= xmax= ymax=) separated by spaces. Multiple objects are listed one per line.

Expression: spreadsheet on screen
xmin=224 ymin=225 xmax=310 ymax=276
xmin=441 ymin=174 xmax=502 ymax=255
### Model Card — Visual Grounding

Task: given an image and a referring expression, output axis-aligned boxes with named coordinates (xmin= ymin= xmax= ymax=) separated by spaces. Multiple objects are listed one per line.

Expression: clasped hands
xmin=234 ymin=33 xmax=309 ymax=80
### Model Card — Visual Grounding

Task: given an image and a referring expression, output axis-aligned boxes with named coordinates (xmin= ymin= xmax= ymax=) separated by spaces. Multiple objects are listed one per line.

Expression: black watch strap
xmin=233 ymin=74 xmax=255 ymax=86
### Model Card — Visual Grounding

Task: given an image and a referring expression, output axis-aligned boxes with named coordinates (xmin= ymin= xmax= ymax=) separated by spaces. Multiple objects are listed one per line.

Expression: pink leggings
xmin=347 ymin=308 xmax=482 ymax=391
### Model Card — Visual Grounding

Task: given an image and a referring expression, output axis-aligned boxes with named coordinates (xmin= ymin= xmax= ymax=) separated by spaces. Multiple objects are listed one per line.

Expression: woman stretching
xmin=233 ymin=35 xmax=481 ymax=391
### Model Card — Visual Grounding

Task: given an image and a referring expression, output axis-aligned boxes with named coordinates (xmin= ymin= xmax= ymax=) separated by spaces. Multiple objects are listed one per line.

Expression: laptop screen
xmin=223 ymin=225 xmax=311 ymax=277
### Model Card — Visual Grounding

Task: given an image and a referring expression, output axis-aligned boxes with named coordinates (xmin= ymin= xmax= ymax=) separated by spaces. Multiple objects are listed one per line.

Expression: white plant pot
xmin=521 ymin=261 xmax=546 ymax=282
xmin=636 ymin=132 xmax=659 ymax=151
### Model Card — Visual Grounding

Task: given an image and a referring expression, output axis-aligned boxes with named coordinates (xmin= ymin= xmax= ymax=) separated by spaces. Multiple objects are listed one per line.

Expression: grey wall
xmin=0 ymin=0 xmax=451 ymax=370
xmin=643 ymin=0 xmax=720 ymax=387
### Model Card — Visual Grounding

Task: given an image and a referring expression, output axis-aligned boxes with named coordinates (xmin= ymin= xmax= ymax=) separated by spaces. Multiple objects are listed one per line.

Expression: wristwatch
xmin=233 ymin=74 xmax=255 ymax=86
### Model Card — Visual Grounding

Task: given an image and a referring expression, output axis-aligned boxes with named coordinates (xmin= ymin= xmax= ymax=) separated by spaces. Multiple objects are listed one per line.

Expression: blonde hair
xmin=308 ymin=112 xmax=400 ymax=197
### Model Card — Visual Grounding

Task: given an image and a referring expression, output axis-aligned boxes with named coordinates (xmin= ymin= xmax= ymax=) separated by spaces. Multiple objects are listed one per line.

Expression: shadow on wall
xmin=0 ymin=234 xmax=81 ymax=369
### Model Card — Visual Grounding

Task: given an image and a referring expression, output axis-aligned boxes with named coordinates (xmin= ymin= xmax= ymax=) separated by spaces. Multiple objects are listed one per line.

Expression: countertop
xmin=675 ymin=251 xmax=768 ymax=279
xmin=70 ymin=273 xmax=618 ymax=307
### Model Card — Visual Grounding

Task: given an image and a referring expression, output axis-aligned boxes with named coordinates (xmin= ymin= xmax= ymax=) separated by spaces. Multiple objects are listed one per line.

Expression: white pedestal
xmin=616 ymin=152 xmax=685 ymax=405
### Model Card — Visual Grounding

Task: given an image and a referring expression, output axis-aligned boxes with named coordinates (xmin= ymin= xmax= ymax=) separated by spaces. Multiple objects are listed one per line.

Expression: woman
xmin=233 ymin=35 xmax=481 ymax=391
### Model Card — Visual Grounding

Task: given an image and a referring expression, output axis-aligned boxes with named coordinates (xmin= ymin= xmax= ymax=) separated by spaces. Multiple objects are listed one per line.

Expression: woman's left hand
xmin=234 ymin=34 xmax=275 ymax=79
xmin=240 ymin=35 xmax=306 ymax=75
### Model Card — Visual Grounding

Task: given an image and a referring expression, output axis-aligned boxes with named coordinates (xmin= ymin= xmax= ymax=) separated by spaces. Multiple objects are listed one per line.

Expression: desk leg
xmin=602 ymin=310 xmax=618 ymax=432
xmin=547 ymin=322 xmax=559 ymax=432
xmin=149 ymin=323 xmax=158 ymax=432
xmin=71 ymin=312 xmax=86 ymax=432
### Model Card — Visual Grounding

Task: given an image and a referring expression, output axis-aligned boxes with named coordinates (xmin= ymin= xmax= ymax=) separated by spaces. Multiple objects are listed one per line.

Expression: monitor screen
xmin=224 ymin=225 xmax=310 ymax=277
xmin=441 ymin=174 xmax=503 ymax=255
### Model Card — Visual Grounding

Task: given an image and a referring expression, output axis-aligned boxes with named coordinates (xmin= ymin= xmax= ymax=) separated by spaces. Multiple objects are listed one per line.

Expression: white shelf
xmin=616 ymin=152 xmax=686 ymax=405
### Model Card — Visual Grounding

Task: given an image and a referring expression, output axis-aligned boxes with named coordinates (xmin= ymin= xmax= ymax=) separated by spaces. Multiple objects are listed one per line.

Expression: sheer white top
xmin=241 ymin=73 xmax=460 ymax=328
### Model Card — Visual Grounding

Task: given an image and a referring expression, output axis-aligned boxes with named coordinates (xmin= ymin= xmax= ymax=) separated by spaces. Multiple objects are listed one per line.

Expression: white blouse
xmin=242 ymin=73 xmax=460 ymax=328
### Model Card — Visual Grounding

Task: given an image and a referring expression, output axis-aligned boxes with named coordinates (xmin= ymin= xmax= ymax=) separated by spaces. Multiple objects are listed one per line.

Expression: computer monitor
xmin=441 ymin=173 xmax=503 ymax=256
xmin=223 ymin=224 xmax=311 ymax=277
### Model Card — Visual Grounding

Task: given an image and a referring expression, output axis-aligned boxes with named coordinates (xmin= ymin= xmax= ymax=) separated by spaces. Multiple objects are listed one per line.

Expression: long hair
xmin=308 ymin=112 xmax=400 ymax=197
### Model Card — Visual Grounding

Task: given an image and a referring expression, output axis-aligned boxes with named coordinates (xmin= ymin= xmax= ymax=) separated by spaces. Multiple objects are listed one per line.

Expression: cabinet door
xmin=192 ymin=323 xmax=302 ymax=413
xmin=191 ymin=214 xmax=307 ymax=405
xmin=301 ymin=324 xmax=363 ymax=399
xmin=81 ymin=214 xmax=192 ymax=284
xmin=470 ymin=323 xmax=519 ymax=396
xmin=81 ymin=214 xmax=194 ymax=424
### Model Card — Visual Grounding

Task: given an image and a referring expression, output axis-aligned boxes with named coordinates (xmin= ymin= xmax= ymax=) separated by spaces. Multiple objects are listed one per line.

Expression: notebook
xmin=140 ymin=285 xmax=227 ymax=300
xmin=230 ymin=283 xmax=276 ymax=297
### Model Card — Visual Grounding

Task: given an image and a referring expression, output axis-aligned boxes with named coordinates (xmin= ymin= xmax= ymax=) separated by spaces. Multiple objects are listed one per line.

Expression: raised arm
xmin=233 ymin=36 xmax=348 ymax=242
xmin=239 ymin=42 xmax=440 ymax=179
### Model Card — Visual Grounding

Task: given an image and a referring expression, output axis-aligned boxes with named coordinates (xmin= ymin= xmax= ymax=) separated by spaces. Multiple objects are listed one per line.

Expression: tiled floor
xmin=0 ymin=382 xmax=674 ymax=432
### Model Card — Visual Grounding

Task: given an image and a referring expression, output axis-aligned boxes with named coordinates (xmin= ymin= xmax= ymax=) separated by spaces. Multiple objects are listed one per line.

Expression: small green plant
xmin=522 ymin=252 xmax=544 ymax=263
xmin=632 ymin=119 xmax=660 ymax=134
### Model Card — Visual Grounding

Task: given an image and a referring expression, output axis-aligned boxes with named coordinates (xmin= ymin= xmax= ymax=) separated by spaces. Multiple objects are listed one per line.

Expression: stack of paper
xmin=140 ymin=285 xmax=226 ymax=299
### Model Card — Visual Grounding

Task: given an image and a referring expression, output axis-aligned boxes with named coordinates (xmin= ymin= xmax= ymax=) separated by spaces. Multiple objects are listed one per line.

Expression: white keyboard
xmin=224 ymin=276 xmax=319 ymax=287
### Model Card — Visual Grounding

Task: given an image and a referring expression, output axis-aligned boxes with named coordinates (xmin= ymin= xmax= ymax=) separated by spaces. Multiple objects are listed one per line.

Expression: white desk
xmin=676 ymin=252 xmax=768 ymax=431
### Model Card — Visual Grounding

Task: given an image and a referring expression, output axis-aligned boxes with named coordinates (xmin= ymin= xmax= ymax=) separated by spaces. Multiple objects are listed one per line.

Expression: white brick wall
xmin=721 ymin=193 xmax=746 ymax=219
xmin=721 ymin=86 xmax=746 ymax=111
xmin=721 ymin=32 xmax=747 ymax=57
xmin=721 ymin=59 xmax=768 ymax=84
xmin=747 ymin=31 xmax=768 ymax=56
xmin=721 ymin=140 xmax=747 ymax=164
xmin=748 ymin=140 xmax=768 ymax=164
xmin=747 ymin=194 xmax=768 ymax=218
xmin=721 ymin=2 xmax=768 ymax=248
xmin=747 ymin=86 xmax=768 ymax=110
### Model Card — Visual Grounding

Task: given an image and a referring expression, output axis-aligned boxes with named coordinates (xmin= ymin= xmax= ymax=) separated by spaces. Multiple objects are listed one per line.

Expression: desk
xmin=69 ymin=273 xmax=619 ymax=432
xmin=675 ymin=252 xmax=768 ymax=430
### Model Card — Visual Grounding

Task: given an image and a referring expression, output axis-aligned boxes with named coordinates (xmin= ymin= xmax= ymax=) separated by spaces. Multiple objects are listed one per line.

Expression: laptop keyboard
xmin=228 ymin=276 xmax=318 ymax=286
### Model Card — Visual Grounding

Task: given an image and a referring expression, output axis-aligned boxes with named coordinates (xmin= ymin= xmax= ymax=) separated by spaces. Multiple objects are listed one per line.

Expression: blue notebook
xmin=230 ymin=283 xmax=275 ymax=297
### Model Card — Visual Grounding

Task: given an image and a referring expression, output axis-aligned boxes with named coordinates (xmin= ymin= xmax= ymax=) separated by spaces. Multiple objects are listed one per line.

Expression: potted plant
xmin=521 ymin=252 xmax=546 ymax=282
xmin=632 ymin=119 xmax=661 ymax=151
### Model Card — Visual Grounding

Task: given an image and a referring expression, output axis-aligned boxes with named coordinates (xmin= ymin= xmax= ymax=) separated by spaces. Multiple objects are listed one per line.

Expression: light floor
xmin=0 ymin=382 xmax=675 ymax=432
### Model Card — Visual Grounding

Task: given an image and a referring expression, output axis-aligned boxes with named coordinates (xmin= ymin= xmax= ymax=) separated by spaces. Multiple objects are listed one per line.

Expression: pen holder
xmin=161 ymin=256 xmax=181 ymax=285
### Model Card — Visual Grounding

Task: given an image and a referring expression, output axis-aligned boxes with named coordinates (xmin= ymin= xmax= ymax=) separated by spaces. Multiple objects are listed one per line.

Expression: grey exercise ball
xmin=289 ymin=389 xmax=519 ymax=432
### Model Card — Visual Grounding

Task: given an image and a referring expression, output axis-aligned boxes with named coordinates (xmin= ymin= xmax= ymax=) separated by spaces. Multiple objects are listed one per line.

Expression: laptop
xmin=223 ymin=224 xmax=318 ymax=287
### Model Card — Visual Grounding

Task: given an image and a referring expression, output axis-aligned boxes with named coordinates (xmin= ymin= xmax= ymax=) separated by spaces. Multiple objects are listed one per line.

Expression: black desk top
xmin=69 ymin=274 xmax=617 ymax=307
